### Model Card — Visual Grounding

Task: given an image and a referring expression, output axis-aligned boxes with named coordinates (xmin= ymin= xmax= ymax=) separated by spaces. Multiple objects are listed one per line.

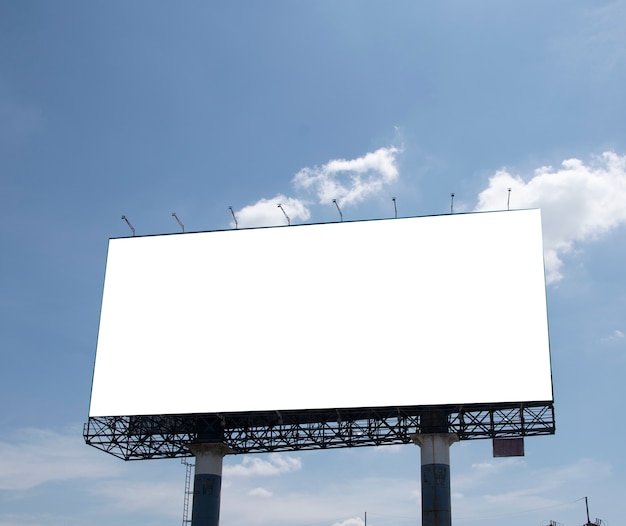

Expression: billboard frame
xmin=85 ymin=210 xmax=555 ymax=460
xmin=89 ymin=209 xmax=553 ymax=418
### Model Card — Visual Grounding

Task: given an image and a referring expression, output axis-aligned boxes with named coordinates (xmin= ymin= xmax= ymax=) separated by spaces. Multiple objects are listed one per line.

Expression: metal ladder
xmin=181 ymin=458 xmax=195 ymax=525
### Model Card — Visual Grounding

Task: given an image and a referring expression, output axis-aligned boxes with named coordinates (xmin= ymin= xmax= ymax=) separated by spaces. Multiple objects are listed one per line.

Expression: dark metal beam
xmin=84 ymin=402 xmax=555 ymax=461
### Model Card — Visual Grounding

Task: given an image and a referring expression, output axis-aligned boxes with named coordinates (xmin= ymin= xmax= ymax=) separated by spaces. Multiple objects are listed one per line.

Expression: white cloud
xmin=293 ymin=146 xmax=400 ymax=207
xmin=92 ymin=480 xmax=182 ymax=518
xmin=232 ymin=194 xmax=310 ymax=228
xmin=331 ymin=518 xmax=364 ymax=526
xmin=602 ymin=329 xmax=625 ymax=342
xmin=567 ymin=2 xmax=626 ymax=76
xmin=0 ymin=513 xmax=73 ymax=526
xmin=474 ymin=152 xmax=626 ymax=283
xmin=249 ymin=487 xmax=273 ymax=498
xmin=453 ymin=457 xmax=611 ymax=523
xmin=222 ymin=473 xmax=421 ymax=526
xmin=0 ymin=428 xmax=122 ymax=491
xmin=224 ymin=454 xmax=302 ymax=477
xmin=231 ymin=146 xmax=401 ymax=228
xmin=454 ymin=458 xmax=526 ymax=493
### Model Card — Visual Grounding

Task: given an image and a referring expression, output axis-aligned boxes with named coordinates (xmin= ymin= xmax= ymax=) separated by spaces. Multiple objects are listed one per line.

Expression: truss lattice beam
xmin=84 ymin=402 xmax=555 ymax=460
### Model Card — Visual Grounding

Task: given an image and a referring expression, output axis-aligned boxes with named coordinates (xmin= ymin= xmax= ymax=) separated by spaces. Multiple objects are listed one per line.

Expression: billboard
xmin=89 ymin=209 xmax=552 ymax=418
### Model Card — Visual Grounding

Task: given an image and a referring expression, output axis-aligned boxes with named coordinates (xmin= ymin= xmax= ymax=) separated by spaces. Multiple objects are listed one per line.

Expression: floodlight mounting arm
xmin=277 ymin=204 xmax=290 ymax=226
xmin=229 ymin=206 xmax=238 ymax=229
xmin=121 ymin=215 xmax=135 ymax=236
xmin=332 ymin=199 xmax=343 ymax=222
xmin=172 ymin=212 xmax=184 ymax=233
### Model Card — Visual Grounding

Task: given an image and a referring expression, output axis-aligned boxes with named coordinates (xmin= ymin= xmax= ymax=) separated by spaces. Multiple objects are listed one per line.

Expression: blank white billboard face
xmin=89 ymin=209 xmax=552 ymax=417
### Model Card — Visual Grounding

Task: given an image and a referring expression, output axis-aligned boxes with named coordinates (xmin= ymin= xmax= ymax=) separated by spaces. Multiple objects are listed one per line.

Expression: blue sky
xmin=1 ymin=1 xmax=625 ymax=525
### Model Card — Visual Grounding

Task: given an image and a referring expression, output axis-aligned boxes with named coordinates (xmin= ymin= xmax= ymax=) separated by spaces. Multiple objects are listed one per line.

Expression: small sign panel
xmin=89 ymin=209 xmax=552 ymax=417
xmin=493 ymin=437 xmax=525 ymax=457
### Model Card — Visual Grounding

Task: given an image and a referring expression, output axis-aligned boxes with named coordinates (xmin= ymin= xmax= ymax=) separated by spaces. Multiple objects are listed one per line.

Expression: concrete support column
xmin=412 ymin=434 xmax=459 ymax=526
xmin=188 ymin=443 xmax=231 ymax=526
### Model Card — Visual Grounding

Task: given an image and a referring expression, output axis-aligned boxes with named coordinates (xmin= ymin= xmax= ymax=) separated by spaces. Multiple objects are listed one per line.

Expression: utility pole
xmin=583 ymin=496 xmax=603 ymax=526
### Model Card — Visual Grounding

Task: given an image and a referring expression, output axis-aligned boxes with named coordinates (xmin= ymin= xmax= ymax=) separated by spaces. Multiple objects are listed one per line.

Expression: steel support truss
xmin=83 ymin=401 xmax=554 ymax=460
